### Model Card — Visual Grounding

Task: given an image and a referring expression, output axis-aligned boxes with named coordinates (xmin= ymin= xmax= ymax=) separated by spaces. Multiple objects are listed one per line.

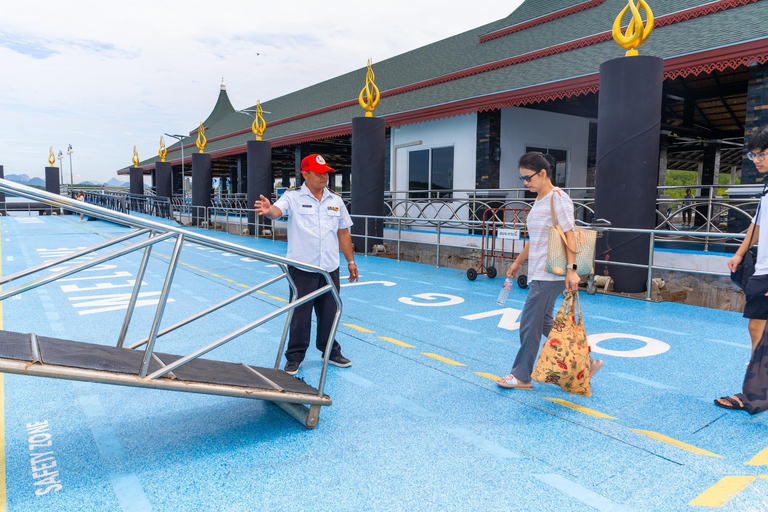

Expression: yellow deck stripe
xmin=745 ymin=446 xmax=768 ymax=466
xmin=222 ymin=278 xmax=235 ymax=283
xmin=474 ymin=372 xmax=502 ymax=381
xmin=0 ymin=220 xmax=6 ymax=510
xmin=689 ymin=476 xmax=756 ymax=507
xmin=631 ymin=429 xmax=722 ymax=458
xmin=270 ymin=296 xmax=287 ymax=302
xmin=209 ymin=273 xmax=222 ymax=278
xmin=421 ymin=353 xmax=466 ymax=366
xmin=377 ymin=336 xmax=414 ymax=348
xmin=236 ymin=283 xmax=249 ymax=288
xmin=543 ymin=397 xmax=617 ymax=419
xmin=256 ymin=290 xmax=268 ymax=294
xmin=342 ymin=323 xmax=374 ymax=333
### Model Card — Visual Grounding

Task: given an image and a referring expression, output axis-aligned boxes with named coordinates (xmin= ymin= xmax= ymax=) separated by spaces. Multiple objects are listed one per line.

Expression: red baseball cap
xmin=300 ymin=154 xmax=335 ymax=174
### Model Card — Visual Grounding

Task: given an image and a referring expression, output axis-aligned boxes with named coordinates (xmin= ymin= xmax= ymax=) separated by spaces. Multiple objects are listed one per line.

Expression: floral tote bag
xmin=532 ymin=292 xmax=592 ymax=396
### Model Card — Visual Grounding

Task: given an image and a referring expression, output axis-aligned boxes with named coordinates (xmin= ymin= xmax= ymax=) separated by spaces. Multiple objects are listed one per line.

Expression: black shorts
xmin=743 ymin=274 xmax=768 ymax=319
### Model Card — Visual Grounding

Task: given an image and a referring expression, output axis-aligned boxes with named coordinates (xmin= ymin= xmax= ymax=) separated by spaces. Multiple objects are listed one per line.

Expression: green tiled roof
xmin=130 ymin=0 xmax=768 ymax=169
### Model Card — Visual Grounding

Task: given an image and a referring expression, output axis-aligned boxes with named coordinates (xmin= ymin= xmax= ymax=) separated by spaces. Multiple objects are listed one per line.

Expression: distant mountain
xmin=104 ymin=178 xmax=129 ymax=187
xmin=28 ymin=178 xmax=45 ymax=187
xmin=80 ymin=181 xmax=99 ymax=186
xmin=5 ymin=174 xmax=31 ymax=183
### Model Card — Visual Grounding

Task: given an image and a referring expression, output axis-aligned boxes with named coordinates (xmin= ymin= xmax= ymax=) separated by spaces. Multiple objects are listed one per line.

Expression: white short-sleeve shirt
xmin=273 ymin=183 xmax=353 ymax=272
xmin=752 ymin=194 xmax=768 ymax=275
xmin=525 ymin=188 xmax=576 ymax=282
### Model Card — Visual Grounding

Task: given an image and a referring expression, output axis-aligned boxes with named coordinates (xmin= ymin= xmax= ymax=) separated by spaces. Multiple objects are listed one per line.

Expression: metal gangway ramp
xmin=0 ymin=179 xmax=340 ymax=428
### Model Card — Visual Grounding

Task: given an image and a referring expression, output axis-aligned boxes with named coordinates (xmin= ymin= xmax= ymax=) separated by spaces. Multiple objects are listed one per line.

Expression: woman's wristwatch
xmin=566 ymin=263 xmax=577 ymax=271
xmin=347 ymin=261 xmax=356 ymax=266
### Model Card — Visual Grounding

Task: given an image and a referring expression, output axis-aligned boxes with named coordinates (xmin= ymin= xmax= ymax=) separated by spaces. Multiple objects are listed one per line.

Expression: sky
xmin=0 ymin=1 xmax=524 ymax=184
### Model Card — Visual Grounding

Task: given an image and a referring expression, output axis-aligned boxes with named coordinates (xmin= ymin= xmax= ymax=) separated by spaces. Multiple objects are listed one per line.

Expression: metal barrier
xmin=0 ymin=178 xmax=344 ymax=428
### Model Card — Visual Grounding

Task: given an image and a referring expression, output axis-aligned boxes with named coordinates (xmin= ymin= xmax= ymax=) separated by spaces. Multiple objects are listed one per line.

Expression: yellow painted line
xmin=186 ymin=265 xmax=200 ymax=270
xmin=236 ymin=283 xmax=249 ymax=288
xmin=745 ymin=446 xmax=768 ymax=466
xmin=342 ymin=323 xmax=375 ymax=333
xmin=0 ymin=220 xmax=6 ymax=510
xmin=256 ymin=290 xmax=268 ymax=295
xmin=198 ymin=269 xmax=210 ymax=274
xmin=421 ymin=352 xmax=466 ymax=366
xmin=222 ymin=278 xmax=235 ymax=283
xmin=377 ymin=336 xmax=414 ymax=348
xmin=543 ymin=397 xmax=616 ymax=419
xmin=209 ymin=273 xmax=222 ymax=278
xmin=689 ymin=476 xmax=757 ymax=507
xmin=270 ymin=296 xmax=288 ymax=302
xmin=474 ymin=372 xmax=502 ymax=381
xmin=631 ymin=429 xmax=722 ymax=458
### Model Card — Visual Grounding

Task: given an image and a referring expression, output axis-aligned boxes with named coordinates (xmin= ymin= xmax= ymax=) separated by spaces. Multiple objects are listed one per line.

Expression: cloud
xmin=0 ymin=0 xmax=521 ymax=182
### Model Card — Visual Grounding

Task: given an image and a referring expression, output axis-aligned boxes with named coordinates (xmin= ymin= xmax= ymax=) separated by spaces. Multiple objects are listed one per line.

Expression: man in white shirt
xmin=254 ymin=154 xmax=358 ymax=375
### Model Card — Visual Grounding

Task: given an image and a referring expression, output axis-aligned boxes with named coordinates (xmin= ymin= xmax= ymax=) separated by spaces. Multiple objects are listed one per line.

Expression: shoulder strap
xmin=551 ymin=191 xmax=580 ymax=253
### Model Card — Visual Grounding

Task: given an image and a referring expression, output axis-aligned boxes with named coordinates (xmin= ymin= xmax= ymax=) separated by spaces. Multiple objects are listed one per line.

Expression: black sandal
xmin=714 ymin=395 xmax=745 ymax=410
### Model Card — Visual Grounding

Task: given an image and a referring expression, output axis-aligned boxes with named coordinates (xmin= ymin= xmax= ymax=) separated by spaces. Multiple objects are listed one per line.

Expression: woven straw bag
xmin=545 ymin=194 xmax=596 ymax=276
xmin=532 ymin=292 xmax=592 ymax=396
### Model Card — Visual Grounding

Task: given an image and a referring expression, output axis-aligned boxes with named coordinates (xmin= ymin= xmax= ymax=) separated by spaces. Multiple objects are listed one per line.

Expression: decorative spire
xmin=358 ymin=58 xmax=380 ymax=117
xmin=48 ymin=146 xmax=55 ymax=167
xmin=132 ymin=146 xmax=140 ymax=168
xmin=252 ymin=100 xmax=267 ymax=141
xmin=159 ymin=136 xmax=167 ymax=162
xmin=613 ymin=0 xmax=654 ymax=57
xmin=196 ymin=123 xmax=207 ymax=153
xmin=221 ymin=77 xmax=226 ymax=91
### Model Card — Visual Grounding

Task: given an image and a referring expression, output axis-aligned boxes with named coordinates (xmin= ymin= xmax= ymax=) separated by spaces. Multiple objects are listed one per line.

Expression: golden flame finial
xmin=196 ymin=123 xmax=207 ymax=153
xmin=159 ymin=136 xmax=167 ymax=162
xmin=358 ymin=58 xmax=380 ymax=117
xmin=613 ymin=0 xmax=654 ymax=56
xmin=252 ymin=100 xmax=267 ymax=141
xmin=48 ymin=146 xmax=55 ymax=167
xmin=132 ymin=146 xmax=140 ymax=168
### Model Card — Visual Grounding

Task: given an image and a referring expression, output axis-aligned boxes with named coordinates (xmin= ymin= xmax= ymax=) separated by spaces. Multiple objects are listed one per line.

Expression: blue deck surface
xmin=1 ymin=214 xmax=767 ymax=511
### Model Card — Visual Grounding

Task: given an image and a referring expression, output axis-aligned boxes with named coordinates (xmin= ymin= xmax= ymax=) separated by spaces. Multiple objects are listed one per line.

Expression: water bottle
xmin=496 ymin=277 xmax=513 ymax=306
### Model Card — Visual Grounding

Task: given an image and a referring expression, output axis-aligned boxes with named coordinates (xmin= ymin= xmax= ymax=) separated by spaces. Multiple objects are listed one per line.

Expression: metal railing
xmin=0 ymin=178 xmax=345 ymax=427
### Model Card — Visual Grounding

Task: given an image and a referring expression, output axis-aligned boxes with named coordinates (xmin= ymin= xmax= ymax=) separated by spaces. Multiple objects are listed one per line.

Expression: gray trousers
xmin=510 ymin=280 xmax=564 ymax=382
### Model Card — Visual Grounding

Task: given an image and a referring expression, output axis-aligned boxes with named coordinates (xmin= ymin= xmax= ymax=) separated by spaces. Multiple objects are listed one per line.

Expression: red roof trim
xmin=159 ymin=0 xmax=759 ymax=161
xmin=479 ymin=0 xmax=606 ymax=43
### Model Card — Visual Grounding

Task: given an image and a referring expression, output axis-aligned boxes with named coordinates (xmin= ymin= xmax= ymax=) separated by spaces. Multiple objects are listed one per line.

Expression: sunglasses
xmin=519 ymin=169 xmax=542 ymax=183
xmin=748 ymin=151 xmax=767 ymax=162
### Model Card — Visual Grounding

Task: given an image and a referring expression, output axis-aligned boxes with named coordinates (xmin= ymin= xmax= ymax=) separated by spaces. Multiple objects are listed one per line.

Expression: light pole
xmin=57 ymin=150 xmax=64 ymax=186
xmin=66 ymin=144 xmax=74 ymax=187
xmin=164 ymin=133 xmax=187 ymax=198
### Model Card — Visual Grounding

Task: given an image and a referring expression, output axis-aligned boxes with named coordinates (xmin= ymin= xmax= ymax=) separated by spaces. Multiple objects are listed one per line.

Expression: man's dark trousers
xmin=286 ymin=266 xmax=342 ymax=363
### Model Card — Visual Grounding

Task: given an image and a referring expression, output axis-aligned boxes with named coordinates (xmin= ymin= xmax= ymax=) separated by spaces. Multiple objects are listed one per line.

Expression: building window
xmin=408 ymin=146 xmax=454 ymax=198
xmin=526 ymin=146 xmax=569 ymax=188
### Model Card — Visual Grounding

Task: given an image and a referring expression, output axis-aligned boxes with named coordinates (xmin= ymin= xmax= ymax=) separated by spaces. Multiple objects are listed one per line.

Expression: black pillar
xmin=172 ymin=165 xmax=183 ymax=195
xmin=155 ymin=162 xmax=172 ymax=219
xmin=229 ymin=166 xmax=238 ymax=196
xmin=155 ymin=162 xmax=172 ymax=198
xmin=247 ymin=140 xmax=272 ymax=235
xmin=594 ymin=56 xmax=663 ymax=293
xmin=695 ymin=142 xmax=721 ymax=227
xmin=192 ymin=153 xmax=212 ymax=226
xmin=45 ymin=167 xmax=60 ymax=216
xmin=45 ymin=167 xmax=60 ymax=194
xmin=150 ymin=169 xmax=157 ymax=189
xmin=129 ymin=167 xmax=143 ymax=195
xmin=350 ymin=116 xmax=386 ymax=253
xmin=0 ymin=165 xmax=5 ymax=215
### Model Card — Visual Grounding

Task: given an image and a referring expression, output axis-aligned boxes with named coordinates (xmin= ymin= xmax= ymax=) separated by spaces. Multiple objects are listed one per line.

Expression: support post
xmin=594 ymin=56 xmax=663 ymax=293
xmin=191 ymin=153 xmax=212 ymax=226
xmin=247 ymin=140 xmax=273 ymax=235
xmin=350 ymin=116 xmax=386 ymax=253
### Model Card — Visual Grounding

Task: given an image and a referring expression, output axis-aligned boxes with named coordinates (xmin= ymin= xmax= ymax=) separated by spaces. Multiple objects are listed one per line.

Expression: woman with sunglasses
xmin=497 ymin=152 xmax=602 ymax=389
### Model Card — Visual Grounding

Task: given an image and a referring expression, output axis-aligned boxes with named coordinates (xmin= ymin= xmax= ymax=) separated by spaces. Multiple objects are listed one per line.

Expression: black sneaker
xmin=284 ymin=361 xmax=301 ymax=375
xmin=329 ymin=353 xmax=351 ymax=368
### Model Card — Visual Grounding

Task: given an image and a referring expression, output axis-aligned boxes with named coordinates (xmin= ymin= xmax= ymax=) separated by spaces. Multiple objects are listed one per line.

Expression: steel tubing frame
xmin=0 ymin=178 xmax=342 ymax=412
